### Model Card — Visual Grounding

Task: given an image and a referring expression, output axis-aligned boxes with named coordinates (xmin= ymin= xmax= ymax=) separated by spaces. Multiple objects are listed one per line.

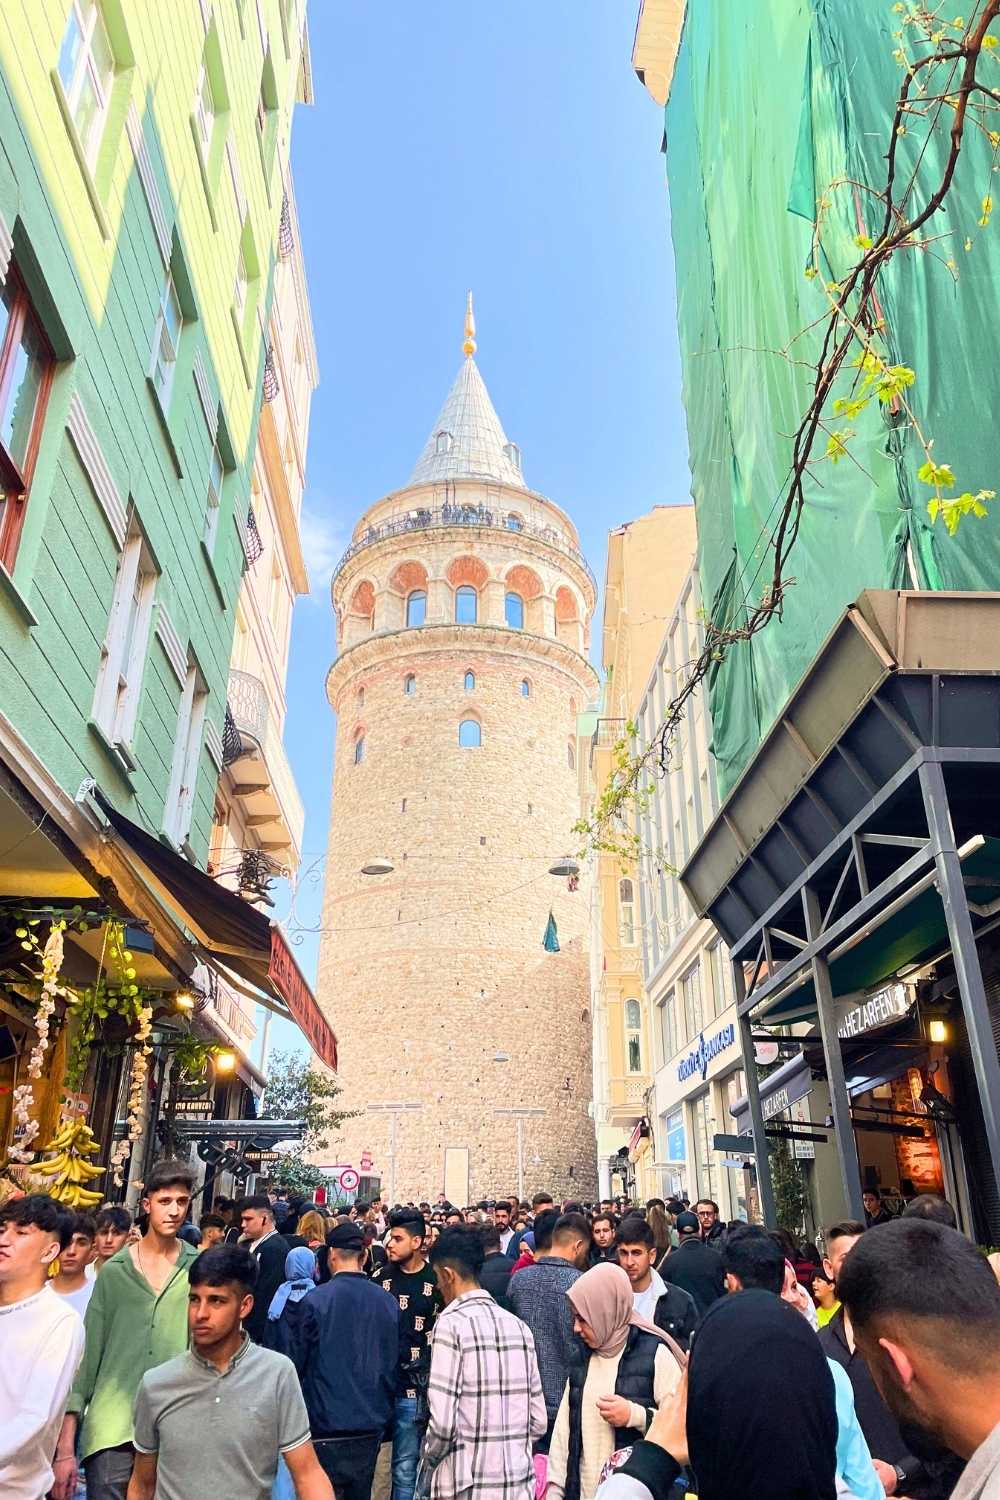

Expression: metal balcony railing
xmin=226 ymin=670 xmax=305 ymax=854
xmin=592 ymin=717 xmax=628 ymax=750
xmin=330 ymin=503 xmax=597 ymax=590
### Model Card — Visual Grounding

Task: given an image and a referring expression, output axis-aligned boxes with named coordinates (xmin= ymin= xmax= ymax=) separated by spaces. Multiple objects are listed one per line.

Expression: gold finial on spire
xmin=463 ymin=290 xmax=477 ymax=357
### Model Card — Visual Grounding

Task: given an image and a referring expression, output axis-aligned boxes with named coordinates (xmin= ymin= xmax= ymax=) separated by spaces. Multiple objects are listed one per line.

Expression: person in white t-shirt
xmin=0 ymin=1193 xmax=85 ymax=1500
xmin=51 ymin=1211 xmax=98 ymax=1320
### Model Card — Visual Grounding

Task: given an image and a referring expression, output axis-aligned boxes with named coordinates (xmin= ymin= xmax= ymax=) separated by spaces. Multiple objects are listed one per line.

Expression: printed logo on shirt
xmin=399 ymin=1294 xmax=410 ymax=1310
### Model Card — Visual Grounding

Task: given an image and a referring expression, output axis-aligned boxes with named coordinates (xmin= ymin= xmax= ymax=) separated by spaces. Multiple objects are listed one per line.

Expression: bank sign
xmin=677 ymin=1022 xmax=737 ymax=1083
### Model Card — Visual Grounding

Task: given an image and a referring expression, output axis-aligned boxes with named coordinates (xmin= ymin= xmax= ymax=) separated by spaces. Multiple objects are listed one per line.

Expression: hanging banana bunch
xmin=31 ymin=1116 xmax=106 ymax=1208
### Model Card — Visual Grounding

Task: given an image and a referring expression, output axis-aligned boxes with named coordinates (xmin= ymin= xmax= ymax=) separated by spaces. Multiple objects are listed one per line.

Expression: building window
xmin=659 ymin=990 xmax=678 ymax=1063
xmin=0 ymin=271 xmax=53 ymax=570
xmin=625 ymin=998 xmax=642 ymax=1074
xmin=403 ymin=673 xmax=416 ymax=695
xmin=57 ymin=0 xmax=115 ymax=167
xmin=618 ymin=877 xmax=636 ymax=946
xmin=505 ymin=591 xmax=524 ymax=629
xmin=353 ymin=733 xmax=365 ymax=764
xmin=405 ymin=590 xmax=426 ymax=627
xmin=464 ymin=671 xmax=475 ymax=691
xmin=435 ymin=430 xmax=453 ymax=454
xmin=357 ymin=686 xmax=365 ymax=706
xmin=520 ymin=679 xmax=530 ymax=698
xmin=693 ymin=1091 xmax=717 ymax=1203
xmin=150 ymin=271 xmax=183 ymax=412
xmin=506 ymin=512 xmax=524 ymax=531
xmin=164 ymin=655 xmax=208 ymax=847
xmin=455 ymin=585 xmax=477 ymax=624
xmin=708 ymin=941 xmax=733 ymax=1018
xmin=194 ymin=62 xmax=215 ymax=154
xmin=682 ymin=964 xmax=704 ymax=1041
xmin=92 ymin=518 xmax=157 ymax=751
xmin=459 ymin=718 xmax=481 ymax=748
xmin=503 ymin=441 xmax=521 ymax=471
xmin=567 ymin=741 xmax=576 ymax=771
xmin=203 ymin=437 xmax=224 ymax=552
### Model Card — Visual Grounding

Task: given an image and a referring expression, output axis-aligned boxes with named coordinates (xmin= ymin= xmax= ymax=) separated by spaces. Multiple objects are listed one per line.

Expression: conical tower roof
xmin=408 ymin=294 xmax=524 ymax=487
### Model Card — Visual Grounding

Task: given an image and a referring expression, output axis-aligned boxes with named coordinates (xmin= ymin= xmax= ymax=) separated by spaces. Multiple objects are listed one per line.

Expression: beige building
xmin=207 ymin=168 xmax=317 ymax=1069
xmin=588 ymin=506 xmax=696 ymax=1199
xmin=316 ymin=305 xmax=598 ymax=1204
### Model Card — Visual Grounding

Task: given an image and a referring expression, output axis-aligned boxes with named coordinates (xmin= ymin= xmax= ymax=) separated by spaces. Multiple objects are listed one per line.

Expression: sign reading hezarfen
xmin=677 ymin=1022 xmax=737 ymax=1083
xmin=837 ymin=982 xmax=911 ymax=1040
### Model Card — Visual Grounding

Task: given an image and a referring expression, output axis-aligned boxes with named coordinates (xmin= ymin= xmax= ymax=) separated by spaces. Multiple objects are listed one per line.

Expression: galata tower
xmin=316 ymin=298 xmax=598 ymax=1204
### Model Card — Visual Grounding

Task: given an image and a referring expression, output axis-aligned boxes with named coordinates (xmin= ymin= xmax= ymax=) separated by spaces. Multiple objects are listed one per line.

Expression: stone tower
xmin=316 ymin=299 xmax=598 ymax=1204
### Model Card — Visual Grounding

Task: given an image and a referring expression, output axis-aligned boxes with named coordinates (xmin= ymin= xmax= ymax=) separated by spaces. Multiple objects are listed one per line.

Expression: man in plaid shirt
xmin=422 ymin=1226 xmax=547 ymax=1500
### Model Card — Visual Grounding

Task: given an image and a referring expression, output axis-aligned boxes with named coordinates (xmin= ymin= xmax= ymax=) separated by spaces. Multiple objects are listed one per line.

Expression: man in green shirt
xmin=52 ymin=1159 xmax=199 ymax=1500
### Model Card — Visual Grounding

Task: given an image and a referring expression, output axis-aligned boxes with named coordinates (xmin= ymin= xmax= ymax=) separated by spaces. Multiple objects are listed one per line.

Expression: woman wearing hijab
xmin=261 ymin=1244 xmax=317 ymax=1360
xmin=546 ymin=1262 xmax=685 ymax=1500
xmin=595 ymin=1288 xmax=838 ymax=1500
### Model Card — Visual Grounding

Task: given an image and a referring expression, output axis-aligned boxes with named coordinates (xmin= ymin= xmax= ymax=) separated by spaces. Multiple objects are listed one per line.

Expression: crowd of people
xmin=3 ymin=1172 xmax=1000 ymax=1500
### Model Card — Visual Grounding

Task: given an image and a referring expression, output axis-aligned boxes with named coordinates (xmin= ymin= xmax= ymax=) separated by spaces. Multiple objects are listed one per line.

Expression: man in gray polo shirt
xmin=128 ymin=1245 xmax=332 ymax=1500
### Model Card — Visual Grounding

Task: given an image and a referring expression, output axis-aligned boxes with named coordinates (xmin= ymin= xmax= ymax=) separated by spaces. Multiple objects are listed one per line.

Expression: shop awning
xmin=730 ymin=1050 xmax=814 ymax=1135
xmin=94 ymin=792 xmax=338 ymax=1072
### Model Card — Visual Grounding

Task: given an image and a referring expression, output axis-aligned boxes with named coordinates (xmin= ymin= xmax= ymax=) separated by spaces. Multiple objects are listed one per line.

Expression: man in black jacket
xmin=661 ymin=1210 xmax=725 ymax=1319
xmin=295 ymin=1221 xmax=400 ymax=1500
xmin=478 ymin=1223 xmax=516 ymax=1309
xmin=240 ymin=1194 xmax=290 ymax=1344
xmin=615 ymin=1216 xmax=698 ymax=1348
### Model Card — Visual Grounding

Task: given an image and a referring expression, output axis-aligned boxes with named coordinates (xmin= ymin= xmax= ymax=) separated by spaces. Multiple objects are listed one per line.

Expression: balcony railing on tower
xmin=331 ymin=502 xmax=597 ymax=590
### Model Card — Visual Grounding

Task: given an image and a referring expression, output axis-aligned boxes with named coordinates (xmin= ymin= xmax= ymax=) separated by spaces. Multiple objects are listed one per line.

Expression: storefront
xmin=729 ymin=981 xmax=976 ymax=1236
xmin=655 ymin=1006 xmax=749 ymax=1219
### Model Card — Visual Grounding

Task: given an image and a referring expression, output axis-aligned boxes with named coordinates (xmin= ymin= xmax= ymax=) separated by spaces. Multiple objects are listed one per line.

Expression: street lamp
xmin=494 ymin=1107 xmax=547 ymax=1201
xmin=360 ymin=856 xmax=395 ymax=876
xmin=366 ymin=1101 xmax=422 ymax=1206
xmin=549 ymin=856 xmax=580 ymax=877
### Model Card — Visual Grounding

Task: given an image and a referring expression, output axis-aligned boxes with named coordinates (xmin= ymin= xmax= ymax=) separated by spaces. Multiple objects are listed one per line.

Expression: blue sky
xmin=262 ymin=3 xmax=688 ymax=1061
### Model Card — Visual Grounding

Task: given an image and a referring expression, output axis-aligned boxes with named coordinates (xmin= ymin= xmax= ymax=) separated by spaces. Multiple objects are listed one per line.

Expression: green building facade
xmin=0 ymin=1 xmax=316 ymax=1187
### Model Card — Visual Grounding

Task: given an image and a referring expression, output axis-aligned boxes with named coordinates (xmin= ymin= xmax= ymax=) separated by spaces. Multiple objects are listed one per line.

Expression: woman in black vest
xmin=545 ymin=1262 xmax=685 ymax=1500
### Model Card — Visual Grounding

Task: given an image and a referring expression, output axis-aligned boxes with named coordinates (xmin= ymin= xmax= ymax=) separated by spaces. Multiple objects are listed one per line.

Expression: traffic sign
xmin=339 ymin=1167 xmax=360 ymax=1191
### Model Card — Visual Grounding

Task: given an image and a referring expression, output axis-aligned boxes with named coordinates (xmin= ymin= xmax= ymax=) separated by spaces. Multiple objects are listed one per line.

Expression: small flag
xmin=543 ymin=910 xmax=560 ymax=953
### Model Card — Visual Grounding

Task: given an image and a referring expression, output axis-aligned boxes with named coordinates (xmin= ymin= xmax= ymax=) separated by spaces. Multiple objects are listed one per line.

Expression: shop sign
xmin=837 ymin=983 xmax=911 ymax=1040
xmin=269 ymin=929 xmax=339 ymax=1072
xmin=677 ymin=1022 xmax=736 ymax=1083
xmin=173 ymin=1098 xmax=213 ymax=1118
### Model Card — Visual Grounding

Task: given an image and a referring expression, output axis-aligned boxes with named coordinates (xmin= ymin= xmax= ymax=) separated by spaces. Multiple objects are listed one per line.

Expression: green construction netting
xmin=665 ymin=0 xmax=1000 ymax=795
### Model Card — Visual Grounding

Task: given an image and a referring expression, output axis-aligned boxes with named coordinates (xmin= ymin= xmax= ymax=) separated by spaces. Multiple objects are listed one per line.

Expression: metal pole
xmin=516 ymin=1115 xmax=524 ymax=1202
xmin=802 ymin=886 xmax=866 ymax=1222
xmin=733 ymin=959 xmax=777 ymax=1226
xmin=919 ymin=759 xmax=1000 ymax=1198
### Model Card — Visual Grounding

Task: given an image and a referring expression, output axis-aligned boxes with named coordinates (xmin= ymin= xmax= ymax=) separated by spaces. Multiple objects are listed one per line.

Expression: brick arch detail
xmin=349 ymin=580 xmax=376 ymax=616
xmin=555 ymin=585 xmax=580 ymax=622
xmin=505 ymin=563 xmax=543 ymax=600
xmin=446 ymin=555 xmax=490 ymax=589
xmin=388 ymin=560 xmax=429 ymax=596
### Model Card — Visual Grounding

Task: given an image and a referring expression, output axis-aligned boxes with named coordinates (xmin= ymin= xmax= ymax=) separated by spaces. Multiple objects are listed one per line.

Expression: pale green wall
xmin=0 ymin=0 xmax=307 ymax=858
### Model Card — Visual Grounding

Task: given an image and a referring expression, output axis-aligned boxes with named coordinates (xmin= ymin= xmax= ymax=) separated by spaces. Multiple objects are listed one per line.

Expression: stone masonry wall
xmin=316 ymin=624 xmax=598 ymax=1203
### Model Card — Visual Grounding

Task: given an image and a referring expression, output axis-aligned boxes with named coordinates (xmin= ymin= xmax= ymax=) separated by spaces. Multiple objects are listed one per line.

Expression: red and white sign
xmin=339 ymin=1168 xmax=360 ymax=1192
xmin=268 ymin=929 xmax=339 ymax=1072
xmin=360 ymin=1150 xmax=373 ymax=1171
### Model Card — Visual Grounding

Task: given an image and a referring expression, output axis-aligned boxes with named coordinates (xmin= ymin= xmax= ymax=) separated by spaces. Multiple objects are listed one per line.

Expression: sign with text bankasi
xmin=677 ymin=1023 xmax=737 ymax=1083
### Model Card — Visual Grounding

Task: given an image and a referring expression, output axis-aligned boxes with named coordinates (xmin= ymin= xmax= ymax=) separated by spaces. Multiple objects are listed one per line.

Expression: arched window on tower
xmin=464 ymin=671 xmax=475 ymax=691
xmin=505 ymin=592 xmax=524 ymax=630
xmin=459 ymin=718 xmax=481 ymax=748
xmin=455 ymin=586 xmax=478 ymax=625
xmin=619 ymin=878 xmax=636 ymax=946
xmin=435 ymin=430 xmax=454 ymax=454
xmin=520 ymin=679 xmax=530 ymax=698
xmin=406 ymin=590 xmax=426 ymax=627
xmin=403 ymin=674 xmax=416 ymax=695
xmin=353 ymin=732 xmax=365 ymax=765
xmin=567 ymin=741 xmax=576 ymax=771
xmin=503 ymin=442 xmax=521 ymax=472
xmin=506 ymin=512 xmax=524 ymax=531
xmin=624 ymin=999 xmax=642 ymax=1073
